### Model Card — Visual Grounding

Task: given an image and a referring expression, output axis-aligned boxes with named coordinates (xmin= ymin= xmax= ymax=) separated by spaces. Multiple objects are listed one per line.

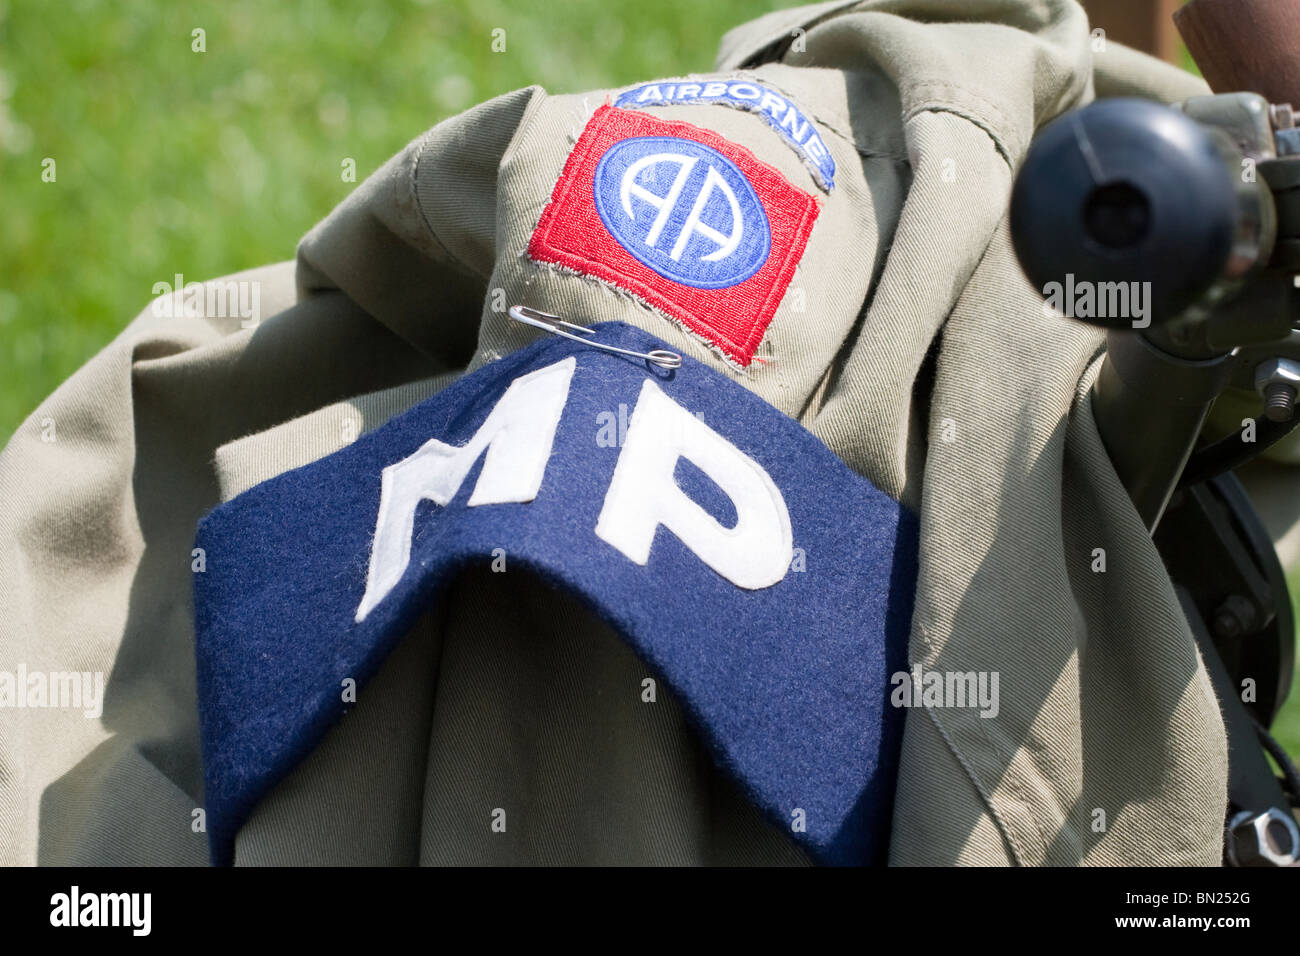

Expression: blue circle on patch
xmin=593 ymin=136 xmax=771 ymax=289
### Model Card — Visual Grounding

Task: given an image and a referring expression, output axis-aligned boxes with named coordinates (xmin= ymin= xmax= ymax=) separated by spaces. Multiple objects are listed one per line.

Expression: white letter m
xmin=355 ymin=357 xmax=575 ymax=622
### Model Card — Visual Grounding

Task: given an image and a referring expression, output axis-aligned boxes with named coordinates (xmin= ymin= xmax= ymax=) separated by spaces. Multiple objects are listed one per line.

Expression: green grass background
xmin=0 ymin=0 xmax=778 ymax=434
xmin=1277 ymin=589 xmax=1300 ymax=758
xmin=1 ymin=0 xmax=1297 ymax=759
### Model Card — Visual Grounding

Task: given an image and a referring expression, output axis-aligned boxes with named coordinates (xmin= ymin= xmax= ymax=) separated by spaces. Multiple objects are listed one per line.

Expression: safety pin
xmin=508 ymin=304 xmax=682 ymax=369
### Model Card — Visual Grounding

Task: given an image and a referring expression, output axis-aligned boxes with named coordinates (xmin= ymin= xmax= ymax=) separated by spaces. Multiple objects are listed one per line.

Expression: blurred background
xmin=0 ymin=0 xmax=1296 ymax=755
xmin=0 ymin=0 xmax=773 ymax=435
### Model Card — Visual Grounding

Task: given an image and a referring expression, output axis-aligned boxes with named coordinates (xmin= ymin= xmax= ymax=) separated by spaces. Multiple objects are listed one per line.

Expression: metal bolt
xmin=1254 ymin=358 xmax=1300 ymax=421
xmin=1264 ymin=382 xmax=1297 ymax=421
xmin=1226 ymin=808 xmax=1300 ymax=866
xmin=1212 ymin=594 xmax=1258 ymax=639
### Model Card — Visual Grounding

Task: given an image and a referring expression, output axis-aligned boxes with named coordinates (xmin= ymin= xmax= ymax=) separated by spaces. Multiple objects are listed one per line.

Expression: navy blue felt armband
xmin=193 ymin=322 xmax=917 ymax=865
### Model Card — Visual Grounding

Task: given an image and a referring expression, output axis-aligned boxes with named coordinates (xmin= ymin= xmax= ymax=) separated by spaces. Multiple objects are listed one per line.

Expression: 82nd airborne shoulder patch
xmin=527 ymin=105 xmax=820 ymax=367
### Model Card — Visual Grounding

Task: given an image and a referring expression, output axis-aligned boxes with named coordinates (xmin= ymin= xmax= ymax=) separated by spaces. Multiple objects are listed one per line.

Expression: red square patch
xmin=527 ymin=105 xmax=819 ymax=366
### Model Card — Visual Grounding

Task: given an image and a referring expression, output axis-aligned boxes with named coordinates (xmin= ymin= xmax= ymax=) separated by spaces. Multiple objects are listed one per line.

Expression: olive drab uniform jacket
xmin=0 ymin=0 xmax=1231 ymax=866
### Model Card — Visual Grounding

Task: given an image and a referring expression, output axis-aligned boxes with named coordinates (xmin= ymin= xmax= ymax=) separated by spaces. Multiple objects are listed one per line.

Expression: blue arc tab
xmin=193 ymin=322 xmax=917 ymax=865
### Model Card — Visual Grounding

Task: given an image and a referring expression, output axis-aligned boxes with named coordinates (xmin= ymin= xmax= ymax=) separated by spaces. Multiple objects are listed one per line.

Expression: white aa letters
xmin=620 ymin=153 xmax=744 ymax=262
xmin=621 ymin=152 xmax=697 ymax=249
xmin=672 ymin=166 xmax=743 ymax=262
xmin=356 ymin=358 xmax=792 ymax=621
xmin=595 ymin=379 xmax=792 ymax=589
xmin=355 ymin=358 xmax=576 ymax=621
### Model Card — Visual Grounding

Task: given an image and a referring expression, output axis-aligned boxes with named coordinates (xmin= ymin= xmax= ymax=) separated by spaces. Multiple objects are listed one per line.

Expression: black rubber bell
xmin=1010 ymin=97 xmax=1238 ymax=328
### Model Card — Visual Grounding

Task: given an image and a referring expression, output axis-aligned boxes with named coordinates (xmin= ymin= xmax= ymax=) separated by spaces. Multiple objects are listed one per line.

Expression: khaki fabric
xmin=0 ymin=0 xmax=1229 ymax=865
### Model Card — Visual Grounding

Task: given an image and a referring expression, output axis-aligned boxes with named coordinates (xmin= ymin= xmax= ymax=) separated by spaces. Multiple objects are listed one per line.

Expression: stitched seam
xmin=902 ymin=95 xmax=1017 ymax=168
xmin=922 ymin=706 xmax=1025 ymax=866
xmin=743 ymin=198 xmax=820 ymax=360
xmin=968 ymin=701 xmax=1053 ymax=861
xmin=913 ymin=620 xmax=1030 ymax=864
xmin=410 ymin=129 xmax=492 ymax=282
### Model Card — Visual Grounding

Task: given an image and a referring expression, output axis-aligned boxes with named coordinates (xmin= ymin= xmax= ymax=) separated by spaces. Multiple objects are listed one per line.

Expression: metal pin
xmin=508 ymin=305 xmax=682 ymax=369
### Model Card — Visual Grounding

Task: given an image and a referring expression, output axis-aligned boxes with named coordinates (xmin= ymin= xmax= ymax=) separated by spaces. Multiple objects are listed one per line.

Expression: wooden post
xmin=1175 ymin=0 xmax=1300 ymax=103
xmin=1084 ymin=0 xmax=1183 ymax=63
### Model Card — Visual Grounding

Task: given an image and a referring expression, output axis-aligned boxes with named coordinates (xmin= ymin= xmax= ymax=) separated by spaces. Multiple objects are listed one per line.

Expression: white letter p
xmin=595 ymin=379 xmax=792 ymax=588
